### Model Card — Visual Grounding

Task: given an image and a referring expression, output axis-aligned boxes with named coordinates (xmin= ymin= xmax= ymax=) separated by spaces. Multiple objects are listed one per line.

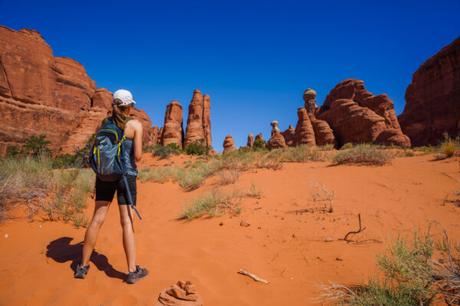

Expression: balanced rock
xmin=161 ymin=100 xmax=184 ymax=148
xmin=268 ymin=120 xmax=287 ymax=149
xmin=399 ymin=36 xmax=460 ymax=146
xmin=317 ymin=79 xmax=410 ymax=147
xmin=295 ymin=107 xmax=316 ymax=146
xmin=155 ymin=280 xmax=203 ymax=306
xmin=282 ymin=125 xmax=296 ymax=147
xmin=223 ymin=135 xmax=236 ymax=154
xmin=303 ymin=88 xmax=318 ymax=119
xmin=303 ymin=88 xmax=335 ymax=146
xmin=247 ymin=133 xmax=254 ymax=148
xmin=184 ymin=89 xmax=212 ymax=148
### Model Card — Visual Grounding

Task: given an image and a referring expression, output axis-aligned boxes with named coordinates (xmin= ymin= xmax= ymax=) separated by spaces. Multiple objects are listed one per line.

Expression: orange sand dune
xmin=0 ymin=154 xmax=459 ymax=306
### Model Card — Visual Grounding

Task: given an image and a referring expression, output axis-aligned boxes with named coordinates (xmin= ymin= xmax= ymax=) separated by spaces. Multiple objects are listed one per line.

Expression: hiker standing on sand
xmin=74 ymin=89 xmax=148 ymax=284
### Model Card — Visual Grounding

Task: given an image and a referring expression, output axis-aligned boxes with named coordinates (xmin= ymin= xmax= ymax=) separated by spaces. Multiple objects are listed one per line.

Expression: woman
xmin=74 ymin=89 xmax=148 ymax=284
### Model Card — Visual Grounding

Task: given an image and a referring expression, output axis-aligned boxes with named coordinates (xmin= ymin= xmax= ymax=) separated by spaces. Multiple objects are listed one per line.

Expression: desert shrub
xmin=153 ymin=143 xmax=182 ymax=159
xmin=6 ymin=145 xmax=21 ymax=158
xmin=217 ymin=169 xmax=240 ymax=185
xmin=439 ymin=137 xmax=459 ymax=158
xmin=0 ymin=156 xmax=94 ymax=226
xmin=322 ymin=233 xmax=436 ymax=306
xmin=253 ymin=138 xmax=266 ymax=151
xmin=332 ymin=144 xmax=392 ymax=166
xmin=179 ymin=185 xmax=262 ymax=220
xmin=52 ymin=154 xmax=80 ymax=169
xmin=340 ymin=143 xmax=354 ymax=150
xmin=278 ymin=146 xmax=328 ymax=162
xmin=23 ymin=134 xmax=51 ymax=157
xmin=43 ymin=169 xmax=94 ymax=227
xmin=185 ymin=141 xmax=209 ymax=156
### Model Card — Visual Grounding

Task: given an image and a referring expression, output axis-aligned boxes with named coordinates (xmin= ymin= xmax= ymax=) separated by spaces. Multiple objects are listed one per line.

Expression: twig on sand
xmin=238 ymin=269 xmax=269 ymax=284
xmin=341 ymin=214 xmax=366 ymax=243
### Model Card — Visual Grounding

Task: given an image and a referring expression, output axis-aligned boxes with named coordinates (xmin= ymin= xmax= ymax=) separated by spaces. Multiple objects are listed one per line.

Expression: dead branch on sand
xmin=238 ymin=269 xmax=269 ymax=284
xmin=341 ymin=214 xmax=366 ymax=243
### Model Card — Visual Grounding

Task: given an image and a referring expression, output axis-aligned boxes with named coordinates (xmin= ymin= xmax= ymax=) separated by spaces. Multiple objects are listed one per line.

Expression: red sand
xmin=0 ymin=154 xmax=459 ymax=305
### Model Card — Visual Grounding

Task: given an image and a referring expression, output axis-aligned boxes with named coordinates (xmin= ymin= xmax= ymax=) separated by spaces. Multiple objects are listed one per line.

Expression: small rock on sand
xmin=240 ymin=220 xmax=250 ymax=227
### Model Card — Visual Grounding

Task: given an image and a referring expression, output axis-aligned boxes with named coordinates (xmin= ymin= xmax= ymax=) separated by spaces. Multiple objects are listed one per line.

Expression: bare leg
xmin=81 ymin=200 xmax=111 ymax=266
xmin=119 ymin=205 xmax=136 ymax=272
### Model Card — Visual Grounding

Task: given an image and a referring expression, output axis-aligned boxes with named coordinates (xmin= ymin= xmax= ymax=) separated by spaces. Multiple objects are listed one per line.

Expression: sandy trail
xmin=0 ymin=154 xmax=459 ymax=305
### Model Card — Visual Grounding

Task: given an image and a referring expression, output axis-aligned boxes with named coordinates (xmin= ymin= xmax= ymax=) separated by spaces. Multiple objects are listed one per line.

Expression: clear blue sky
xmin=1 ymin=0 xmax=459 ymax=149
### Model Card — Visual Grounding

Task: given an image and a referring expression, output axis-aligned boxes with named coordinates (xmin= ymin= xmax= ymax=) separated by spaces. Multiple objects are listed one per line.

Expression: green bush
xmin=333 ymin=144 xmax=392 ymax=166
xmin=153 ymin=143 xmax=182 ymax=159
xmin=6 ymin=145 xmax=21 ymax=158
xmin=23 ymin=134 xmax=51 ymax=157
xmin=253 ymin=138 xmax=266 ymax=151
xmin=185 ymin=141 xmax=209 ymax=156
xmin=340 ymin=142 xmax=354 ymax=150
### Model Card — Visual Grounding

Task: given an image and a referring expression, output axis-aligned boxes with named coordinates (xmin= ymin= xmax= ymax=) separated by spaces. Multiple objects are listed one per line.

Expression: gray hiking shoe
xmin=74 ymin=264 xmax=90 ymax=279
xmin=126 ymin=265 xmax=148 ymax=284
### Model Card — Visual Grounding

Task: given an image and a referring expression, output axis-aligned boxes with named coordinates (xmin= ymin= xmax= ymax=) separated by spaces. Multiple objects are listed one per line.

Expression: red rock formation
xmin=247 ymin=133 xmax=254 ymax=148
xmin=223 ymin=135 xmax=236 ymax=154
xmin=303 ymin=88 xmax=335 ymax=146
xmin=155 ymin=280 xmax=203 ymax=306
xmin=295 ymin=107 xmax=316 ymax=146
xmin=203 ymin=94 xmax=212 ymax=147
xmin=254 ymin=133 xmax=266 ymax=148
xmin=268 ymin=120 xmax=287 ymax=149
xmin=184 ymin=89 xmax=212 ymax=148
xmin=303 ymin=88 xmax=318 ymax=119
xmin=282 ymin=125 xmax=296 ymax=147
xmin=318 ymin=79 xmax=410 ymax=147
xmin=399 ymin=36 xmax=460 ymax=146
xmin=0 ymin=26 xmax=157 ymax=155
xmin=161 ymin=100 xmax=184 ymax=148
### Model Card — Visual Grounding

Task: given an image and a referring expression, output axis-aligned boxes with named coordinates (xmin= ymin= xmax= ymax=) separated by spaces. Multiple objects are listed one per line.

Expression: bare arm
xmin=133 ymin=120 xmax=143 ymax=162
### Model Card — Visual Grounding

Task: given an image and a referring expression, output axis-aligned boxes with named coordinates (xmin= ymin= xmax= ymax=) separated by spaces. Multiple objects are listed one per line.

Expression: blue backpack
xmin=90 ymin=117 xmax=126 ymax=182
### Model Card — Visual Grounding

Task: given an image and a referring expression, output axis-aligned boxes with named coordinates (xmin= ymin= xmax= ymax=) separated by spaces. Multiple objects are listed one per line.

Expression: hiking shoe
xmin=74 ymin=264 xmax=90 ymax=279
xmin=126 ymin=265 xmax=148 ymax=284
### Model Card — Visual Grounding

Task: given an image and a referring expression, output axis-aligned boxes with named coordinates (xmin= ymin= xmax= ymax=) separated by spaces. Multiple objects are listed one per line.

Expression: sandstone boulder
xmin=161 ymin=100 xmax=184 ymax=148
xmin=295 ymin=107 xmax=316 ymax=146
xmin=399 ymin=36 xmax=460 ymax=146
xmin=223 ymin=135 xmax=236 ymax=154
xmin=154 ymin=280 xmax=203 ymax=306
xmin=318 ymin=79 xmax=410 ymax=147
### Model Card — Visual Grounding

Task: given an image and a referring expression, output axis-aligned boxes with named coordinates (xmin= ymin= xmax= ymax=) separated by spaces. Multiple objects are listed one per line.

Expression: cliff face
xmin=0 ymin=26 xmax=156 ymax=155
xmin=399 ymin=36 xmax=460 ymax=146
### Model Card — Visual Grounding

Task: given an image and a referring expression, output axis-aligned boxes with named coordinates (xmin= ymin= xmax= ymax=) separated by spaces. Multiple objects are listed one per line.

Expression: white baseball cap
xmin=113 ymin=89 xmax=136 ymax=106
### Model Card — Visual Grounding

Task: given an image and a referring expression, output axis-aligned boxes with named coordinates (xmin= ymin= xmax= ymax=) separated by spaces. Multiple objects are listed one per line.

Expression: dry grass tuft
xmin=333 ymin=144 xmax=392 ymax=166
xmin=179 ymin=184 xmax=262 ymax=220
xmin=217 ymin=169 xmax=240 ymax=185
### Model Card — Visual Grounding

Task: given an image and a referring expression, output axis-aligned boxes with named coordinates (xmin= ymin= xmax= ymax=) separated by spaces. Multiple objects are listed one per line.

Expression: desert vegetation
xmin=0 ymin=155 xmax=94 ymax=227
xmin=179 ymin=184 xmax=262 ymax=220
xmin=333 ymin=144 xmax=393 ymax=166
xmin=321 ymin=232 xmax=460 ymax=305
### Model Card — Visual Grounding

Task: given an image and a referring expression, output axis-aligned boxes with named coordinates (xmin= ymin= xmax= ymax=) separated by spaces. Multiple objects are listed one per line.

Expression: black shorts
xmin=95 ymin=175 xmax=137 ymax=206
